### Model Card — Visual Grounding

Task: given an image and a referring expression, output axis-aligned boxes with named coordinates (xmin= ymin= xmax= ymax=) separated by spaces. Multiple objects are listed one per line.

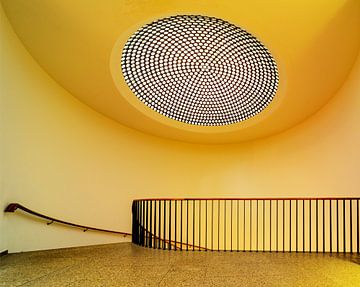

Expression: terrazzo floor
xmin=1 ymin=242 xmax=359 ymax=287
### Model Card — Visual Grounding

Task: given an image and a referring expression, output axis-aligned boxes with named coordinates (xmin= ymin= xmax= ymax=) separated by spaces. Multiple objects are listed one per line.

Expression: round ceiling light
xmin=121 ymin=15 xmax=279 ymax=126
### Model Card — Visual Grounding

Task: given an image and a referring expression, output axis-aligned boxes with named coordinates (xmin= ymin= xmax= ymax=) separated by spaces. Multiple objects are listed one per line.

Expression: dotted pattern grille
xmin=121 ymin=15 xmax=279 ymax=126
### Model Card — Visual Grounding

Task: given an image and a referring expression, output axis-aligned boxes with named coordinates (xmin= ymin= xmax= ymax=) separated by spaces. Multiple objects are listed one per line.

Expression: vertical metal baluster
xmin=343 ymin=200 xmax=346 ymax=253
xmin=142 ymin=201 xmax=145 ymax=246
xmin=180 ymin=200 xmax=183 ymax=251
xmin=199 ymin=200 xmax=201 ymax=251
xmin=147 ymin=201 xmax=150 ymax=247
xmin=139 ymin=201 xmax=142 ymax=245
xmin=193 ymin=200 xmax=195 ymax=251
xmin=148 ymin=201 xmax=150 ymax=247
xmin=303 ymin=200 xmax=305 ymax=252
xmin=133 ymin=201 xmax=136 ymax=244
xmin=138 ymin=201 xmax=141 ymax=245
xmin=357 ymin=199 xmax=359 ymax=254
xmin=276 ymin=200 xmax=279 ymax=252
xmin=158 ymin=201 xmax=161 ymax=249
xmin=212 ymin=200 xmax=214 ymax=251
xmin=244 ymin=200 xmax=247 ymax=251
xmin=175 ymin=200 xmax=177 ymax=251
xmin=257 ymin=200 xmax=259 ymax=252
xmin=356 ymin=199 xmax=360 ymax=254
xmin=270 ymin=200 xmax=272 ymax=252
xmin=168 ymin=200 xmax=171 ymax=250
xmin=289 ymin=200 xmax=292 ymax=253
xmin=136 ymin=201 xmax=139 ymax=244
xmin=224 ymin=200 xmax=226 ymax=251
xmin=144 ymin=201 xmax=146 ymax=246
xmin=316 ymin=199 xmax=318 ymax=253
xmin=323 ymin=200 xmax=325 ymax=252
xmin=131 ymin=202 xmax=134 ymax=243
xmin=145 ymin=201 xmax=148 ymax=247
xmin=138 ymin=201 xmax=142 ymax=245
xmin=150 ymin=201 xmax=153 ymax=248
xmin=237 ymin=200 xmax=240 ymax=251
xmin=283 ymin=200 xmax=285 ymax=252
xmin=263 ymin=200 xmax=265 ymax=252
xmin=350 ymin=200 xmax=353 ymax=254
xmin=218 ymin=200 xmax=220 ymax=251
xmin=205 ymin=200 xmax=208 ymax=251
xmin=143 ymin=201 xmax=146 ymax=247
xmin=329 ymin=200 xmax=332 ymax=253
xmin=231 ymin=200 xmax=233 ymax=252
xmin=250 ymin=200 xmax=252 ymax=252
xmin=154 ymin=201 xmax=157 ymax=249
xmin=186 ymin=200 xmax=189 ymax=251
xmin=146 ymin=201 xmax=149 ymax=248
xmin=139 ymin=200 xmax=143 ymax=246
xmin=296 ymin=200 xmax=298 ymax=253
xmin=139 ymin=201 xmax=141 ymax=245
xmin=132 ymin=201 xmax=135 ymax=244
xmin=309 ymin=200 xmax=312 ymax=253
xmin=150 ymin=200 xmax=153 ymax=248
xmin=336 ymin=200 xmax=339 ymax=253
xmin=163 ymin=200 xmax=166 ymax=250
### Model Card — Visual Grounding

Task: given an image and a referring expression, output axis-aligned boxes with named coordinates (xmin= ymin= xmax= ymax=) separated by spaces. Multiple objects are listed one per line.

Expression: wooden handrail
xmin=4 ymin=203 xmax=131 ymax=236
xmin=4 ymin=203 xmax=207 ymax=250
xmin=5 ymin=203 xmax=206 ymax=250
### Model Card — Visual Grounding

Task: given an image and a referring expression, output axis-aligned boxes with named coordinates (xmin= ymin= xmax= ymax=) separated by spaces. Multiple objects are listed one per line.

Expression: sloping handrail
xmin=4 ymin=203 xmax=205 ymax=250
xmin=4 ymin=203 xmax=131 ymax=236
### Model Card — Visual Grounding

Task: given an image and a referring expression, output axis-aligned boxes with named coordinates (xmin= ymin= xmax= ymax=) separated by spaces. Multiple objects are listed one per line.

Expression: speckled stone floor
xmin=0 ymin=243 xmax=359 ymax=287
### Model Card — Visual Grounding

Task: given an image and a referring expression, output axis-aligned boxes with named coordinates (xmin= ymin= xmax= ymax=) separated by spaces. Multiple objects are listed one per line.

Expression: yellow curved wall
xmin=1 ymin=5 xmax=359 ymax=252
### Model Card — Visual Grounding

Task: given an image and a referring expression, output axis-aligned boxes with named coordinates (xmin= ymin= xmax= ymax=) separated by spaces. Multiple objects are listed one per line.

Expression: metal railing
xmin=132 ymin=197 xmax=360 ymax=253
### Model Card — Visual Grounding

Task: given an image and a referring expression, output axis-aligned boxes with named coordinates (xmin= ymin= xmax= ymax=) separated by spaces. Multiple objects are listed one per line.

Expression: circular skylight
xmin=121 ymin=15 xmax=279 ymax=126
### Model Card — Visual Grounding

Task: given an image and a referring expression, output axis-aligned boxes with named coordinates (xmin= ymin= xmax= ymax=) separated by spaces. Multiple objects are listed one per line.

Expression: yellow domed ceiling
xmin=2 ymin=0 xmax=360 ymax=143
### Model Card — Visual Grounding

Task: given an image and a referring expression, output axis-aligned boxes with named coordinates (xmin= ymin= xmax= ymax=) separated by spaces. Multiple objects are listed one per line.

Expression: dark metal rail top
xmin=134 ymin=197 xmax=360 ymax=201
xmin=4 ymin=203 xmax=131 ymax=236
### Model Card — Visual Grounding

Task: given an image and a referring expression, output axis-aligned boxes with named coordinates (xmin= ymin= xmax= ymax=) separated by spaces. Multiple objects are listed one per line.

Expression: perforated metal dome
xmin=121 ymin=15 xmax=279 ymax=126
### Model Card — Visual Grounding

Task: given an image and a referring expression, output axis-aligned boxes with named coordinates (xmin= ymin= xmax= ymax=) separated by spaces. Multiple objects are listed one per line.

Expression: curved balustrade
xmin=5 ymin=203 xmax=131 ymax=237
xmin=132 ymin=197 xmax=360 ymax=253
